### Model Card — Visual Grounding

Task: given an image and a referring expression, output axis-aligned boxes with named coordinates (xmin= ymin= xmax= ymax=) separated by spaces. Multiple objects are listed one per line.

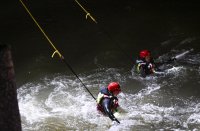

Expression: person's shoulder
xmin=136 ymin=59 xmax=144 ymax=64
xmin=100 ymin=87 xmax=107 ymax=92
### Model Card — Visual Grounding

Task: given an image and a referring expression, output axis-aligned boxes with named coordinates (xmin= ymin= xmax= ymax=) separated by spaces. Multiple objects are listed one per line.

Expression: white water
xmin=17 ymin=52 xmax=200 ymax=130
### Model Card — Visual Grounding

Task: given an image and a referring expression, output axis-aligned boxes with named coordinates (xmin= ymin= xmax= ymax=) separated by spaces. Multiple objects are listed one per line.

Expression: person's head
xmin=139 ymin=50 xmax=151 ymax=62
xmin=107 ymin=82 xmax=121 ymax=96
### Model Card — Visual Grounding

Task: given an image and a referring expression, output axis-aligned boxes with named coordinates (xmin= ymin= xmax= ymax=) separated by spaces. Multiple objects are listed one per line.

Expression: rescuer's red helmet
xmin=108 ymin=82 xmax=121 ymax=95
xmin=139 ymin=50 xmax=151 ymax=59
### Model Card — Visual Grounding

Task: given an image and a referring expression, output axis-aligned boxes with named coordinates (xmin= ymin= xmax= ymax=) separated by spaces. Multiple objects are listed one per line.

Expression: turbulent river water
xmin=17 ymin=49 xmax=200 ymax=130
xmin=1 ymin=0 xmax=200 ymax=130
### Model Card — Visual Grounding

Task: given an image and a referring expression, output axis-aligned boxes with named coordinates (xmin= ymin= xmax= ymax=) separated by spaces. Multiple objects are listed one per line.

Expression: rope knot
xmin=52 ymin=50 xmax=62 ymax=59
xmin=86 ymin=13 xmax=90 ymax=19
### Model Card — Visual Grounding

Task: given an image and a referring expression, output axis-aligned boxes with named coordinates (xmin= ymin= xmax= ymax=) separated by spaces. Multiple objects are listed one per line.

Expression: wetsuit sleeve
xmin=101 ymin=98 xmax=116 ymax=121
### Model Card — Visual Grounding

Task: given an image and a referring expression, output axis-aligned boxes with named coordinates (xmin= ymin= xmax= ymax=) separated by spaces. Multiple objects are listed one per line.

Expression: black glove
xmin=112 ymin=96 xmax=118 ymax=101
xmin=113 ymin=118 xmax=120 ymax=124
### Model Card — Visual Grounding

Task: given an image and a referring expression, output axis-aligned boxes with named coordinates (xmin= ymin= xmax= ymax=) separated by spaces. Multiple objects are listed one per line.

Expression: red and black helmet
xmin=139 ymin=50 xmax=150 ymax=59
xmin=108 ymin=82 xmax=121 ymax=93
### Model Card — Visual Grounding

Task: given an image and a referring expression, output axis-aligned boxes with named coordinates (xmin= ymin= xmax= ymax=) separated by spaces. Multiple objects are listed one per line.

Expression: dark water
xmin=1 ymin=0 xmax=200 ymax=130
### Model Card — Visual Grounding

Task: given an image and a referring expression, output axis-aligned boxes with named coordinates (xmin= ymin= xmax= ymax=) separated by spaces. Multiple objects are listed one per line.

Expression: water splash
xmin=17 ymin=50 xmax=200 ymax=130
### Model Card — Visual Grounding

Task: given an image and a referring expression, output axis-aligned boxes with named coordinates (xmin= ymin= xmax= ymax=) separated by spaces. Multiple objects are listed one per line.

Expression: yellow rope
xmin=19 ymin=0 xmax=63 ymax=59
xmin=19 ymin=0 xmax=97 ymax=101
xmin=74 ymin=0 xmax=97 ymax=24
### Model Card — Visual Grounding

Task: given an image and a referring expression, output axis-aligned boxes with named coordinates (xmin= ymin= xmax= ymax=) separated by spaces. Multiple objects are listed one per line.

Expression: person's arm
xmin=101 ymin=98 xmax=120 ymax=123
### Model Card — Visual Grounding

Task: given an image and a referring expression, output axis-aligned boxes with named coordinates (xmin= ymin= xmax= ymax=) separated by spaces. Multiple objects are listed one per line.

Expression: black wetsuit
xmin=135 ymin=58 xmax=156 ymax=77
xmin=97 ymin=88 xmax=119 ymax=123
xmin=135 ymin=57 xmax=175 ymax=77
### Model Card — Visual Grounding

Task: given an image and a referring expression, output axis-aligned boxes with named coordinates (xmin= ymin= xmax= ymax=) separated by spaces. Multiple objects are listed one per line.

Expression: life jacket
xmin=135 ymin=58 xmax=155 ymax=75
xmin=96 ymin=87 xmax=119 ymax=114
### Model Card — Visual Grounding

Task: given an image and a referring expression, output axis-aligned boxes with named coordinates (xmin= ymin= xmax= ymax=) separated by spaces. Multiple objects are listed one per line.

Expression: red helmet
xmin=108 ymin=82 xmax=121 ymax=93
xmin=139 ymin=50 xmax=150 ymax=59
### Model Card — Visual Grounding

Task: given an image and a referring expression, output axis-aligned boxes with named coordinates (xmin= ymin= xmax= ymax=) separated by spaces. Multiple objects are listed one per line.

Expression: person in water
xmin=135 ymin=49 xmax=194 ymax=77
xmin=135 ymin=50 xmax=157 ymax=77
xmin=96 ymin=82 xmax=121 ymax=124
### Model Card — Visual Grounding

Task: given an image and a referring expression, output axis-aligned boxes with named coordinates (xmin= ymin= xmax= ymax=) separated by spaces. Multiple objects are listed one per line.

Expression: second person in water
xmin=135 ymin=50 xmax=157 ymax=77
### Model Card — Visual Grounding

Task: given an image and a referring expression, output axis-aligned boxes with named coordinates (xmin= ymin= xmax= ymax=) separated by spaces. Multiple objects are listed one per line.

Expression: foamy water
xmin=17 ymin=52 xmax=200 ymax=130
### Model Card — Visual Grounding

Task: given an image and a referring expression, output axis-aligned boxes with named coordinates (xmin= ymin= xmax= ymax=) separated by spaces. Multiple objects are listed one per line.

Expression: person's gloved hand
xmin=148 ymin=63 xmax=153 ymax=69
xmin=113 ymin=118 xmax=120 ymax=124
xmin=112 ymin=120 xmax=119 ymax=125
xmin=112 ymin=96 xmax=118 ymax=101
